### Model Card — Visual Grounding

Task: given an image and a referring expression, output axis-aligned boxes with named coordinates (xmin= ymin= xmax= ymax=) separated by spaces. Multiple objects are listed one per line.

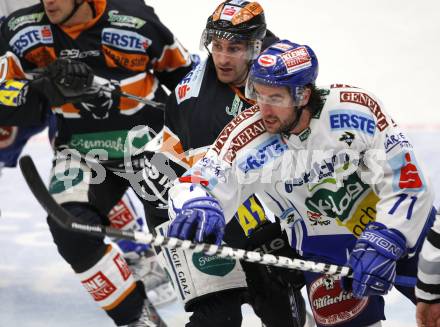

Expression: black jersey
xmin=0 ymin=0 xmax=192 ymax=158
xmin=162 ymin=57 xmax=255 ymax=169
xmin=162 ymin=57 xmax=269 ymax=238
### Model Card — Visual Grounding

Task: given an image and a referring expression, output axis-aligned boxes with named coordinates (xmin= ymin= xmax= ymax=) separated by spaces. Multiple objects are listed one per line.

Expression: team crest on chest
xmin=339 ymin=131 xmax=355 ymax=146
xmin=225 ymin=94 xmax=243 ymax=117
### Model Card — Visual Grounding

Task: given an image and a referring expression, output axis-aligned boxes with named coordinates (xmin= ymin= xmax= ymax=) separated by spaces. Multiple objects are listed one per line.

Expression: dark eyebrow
xmin=254 ymin=89 xmax=285 ymax=99
xmin=212 ymin=39 xmax=246 ymax=46
xmin=268 ymin=94 xmax=285 ymax=99
xmin=229 ymin=40 xmax=246 ymax=46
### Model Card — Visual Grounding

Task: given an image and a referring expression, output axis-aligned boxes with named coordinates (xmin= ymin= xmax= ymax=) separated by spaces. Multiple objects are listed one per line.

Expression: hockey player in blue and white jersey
xmin=160 ymin=1 xmax=310 ymax=326
xmin=167 ymin=39 xmax=437 ymax=326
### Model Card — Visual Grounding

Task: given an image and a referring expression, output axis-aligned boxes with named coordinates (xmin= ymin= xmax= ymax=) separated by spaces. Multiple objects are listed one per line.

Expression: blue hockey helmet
xmin=246 ymin=40 xmax=319 ymax=105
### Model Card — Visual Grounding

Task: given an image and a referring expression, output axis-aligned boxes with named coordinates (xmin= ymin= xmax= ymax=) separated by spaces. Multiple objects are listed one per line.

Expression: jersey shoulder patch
xmin=5 ymin=8 xmax=45 ymax=33
xmin=326 ymin=84 xmax=389 ymax=132
xmin=175 ymin=59 xmax=207 ymax=104
xmin=212 ymin=106 xmax=268 ymax=164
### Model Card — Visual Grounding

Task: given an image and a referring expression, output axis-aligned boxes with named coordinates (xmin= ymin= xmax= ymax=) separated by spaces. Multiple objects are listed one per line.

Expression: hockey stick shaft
xmin=97 ymin=82 xmax=164 ymax=110
xmin=18 ymin=155 xmax=415 ymax=287
xmin=119 ymin=90 xmax=165 ymax=110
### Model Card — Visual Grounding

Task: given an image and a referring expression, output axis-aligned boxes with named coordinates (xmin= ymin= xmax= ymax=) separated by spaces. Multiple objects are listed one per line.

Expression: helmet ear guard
xmin=293 ymin=86 xmax=305 ymax=105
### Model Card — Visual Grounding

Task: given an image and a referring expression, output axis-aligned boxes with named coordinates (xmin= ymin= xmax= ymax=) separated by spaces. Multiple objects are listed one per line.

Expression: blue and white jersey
xmin=169 ymin=85 xmax=435 ymax=265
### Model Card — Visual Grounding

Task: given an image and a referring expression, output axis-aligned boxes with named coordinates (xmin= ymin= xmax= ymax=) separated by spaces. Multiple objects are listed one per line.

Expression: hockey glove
xmin=30 ymin=58 xmax=94 ymax=106
xmin=242 ymin=221 xmax=306 ymax=327
xmin=167 ymin=196 xmax=225 ymax=245
xmin=342 ymin=222 xmax=407 ymax=298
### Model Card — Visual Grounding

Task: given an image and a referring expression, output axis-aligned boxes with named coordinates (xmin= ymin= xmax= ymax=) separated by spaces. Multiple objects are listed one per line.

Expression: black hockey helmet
xmin=200 ymin=0 xmax=267 ymax=59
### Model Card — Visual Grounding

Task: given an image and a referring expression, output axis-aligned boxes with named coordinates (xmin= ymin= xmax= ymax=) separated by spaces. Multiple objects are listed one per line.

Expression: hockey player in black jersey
xmin=160 ymin=1 xmax=308 ymax=326
xmin=0 ymin=0 xmax=194 ymax=325
xmin=0 ymin=0 xmax=178 ymax=311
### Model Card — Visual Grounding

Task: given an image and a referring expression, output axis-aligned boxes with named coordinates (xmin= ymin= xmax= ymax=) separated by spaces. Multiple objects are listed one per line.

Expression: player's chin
xmin=217 ymin=74 xmax=235 ymax=84
xmin=46 ymin=15 xmax=61 ymax=24
xmin=46 ymin=12 xmax=65 ymax=24
xmin=215 ymin=69 xmax=235 ymax=83
xmin=263 ymin=120 xmax=280 ymax=134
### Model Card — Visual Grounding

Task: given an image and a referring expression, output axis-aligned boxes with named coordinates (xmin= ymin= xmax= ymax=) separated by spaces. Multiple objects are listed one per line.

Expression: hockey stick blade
xmin=18 ymin=155 xmax=416 ymax=287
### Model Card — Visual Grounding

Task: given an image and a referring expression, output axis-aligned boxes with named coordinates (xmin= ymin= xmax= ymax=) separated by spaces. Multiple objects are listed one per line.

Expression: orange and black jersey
xmin=0 ymin=0 xmax=192 ymax=151
xmin=162 ymin=57 xmax=255 ymax=170
xmin=161 ymin=28 xmax=280 ymax=168
xmin=162 ymin=57 xmax=271 ymax=239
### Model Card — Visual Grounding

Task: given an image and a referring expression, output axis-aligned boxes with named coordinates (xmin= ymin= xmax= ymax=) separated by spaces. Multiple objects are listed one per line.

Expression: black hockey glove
xmin=242 ymin=221 xmax=307 ymax=327
xmin=30 ymin=58 xmax=94 ymax=106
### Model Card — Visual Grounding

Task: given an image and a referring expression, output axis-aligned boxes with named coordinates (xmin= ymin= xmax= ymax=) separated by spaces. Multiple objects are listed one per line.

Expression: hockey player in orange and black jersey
xmin=0 ymin=0 xmax=191 ymax=139
xmin=0 ymin=0 xmax=193 ymax=326
xmin=160 ymin=1 xmax=308 ymax=326
xmin=0 ymin=0 xmax=177 ymax=311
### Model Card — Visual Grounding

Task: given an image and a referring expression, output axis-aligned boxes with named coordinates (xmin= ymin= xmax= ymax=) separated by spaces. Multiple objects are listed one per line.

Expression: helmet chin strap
xmin=58 ymin=0 xmax=85 ymax=25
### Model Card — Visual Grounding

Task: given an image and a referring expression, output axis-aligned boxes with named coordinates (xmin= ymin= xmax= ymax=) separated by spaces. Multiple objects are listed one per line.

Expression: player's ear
xmin=300 ymin=87 xmax=312 ymax=106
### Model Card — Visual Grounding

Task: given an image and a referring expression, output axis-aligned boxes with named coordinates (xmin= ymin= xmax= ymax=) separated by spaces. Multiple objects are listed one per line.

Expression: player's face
xmin=42 ymin=0 xmax=76 ymax=24
xmin=211 ymin=38 xmax=250 ymax=86
xmin=254 ymin=83 xmax=297 ymax=134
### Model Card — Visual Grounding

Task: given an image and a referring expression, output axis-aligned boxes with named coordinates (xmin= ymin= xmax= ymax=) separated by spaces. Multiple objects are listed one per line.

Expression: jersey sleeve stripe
xmin=415 ymin=287 xmax=440 ymax=303
xmin=427 ymin=228 xmax=440 ymax=250
xmin=416 ymin=279 xmax=440 ymax=296
xmin=153 ymin=41 xmax=191 ymax=72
